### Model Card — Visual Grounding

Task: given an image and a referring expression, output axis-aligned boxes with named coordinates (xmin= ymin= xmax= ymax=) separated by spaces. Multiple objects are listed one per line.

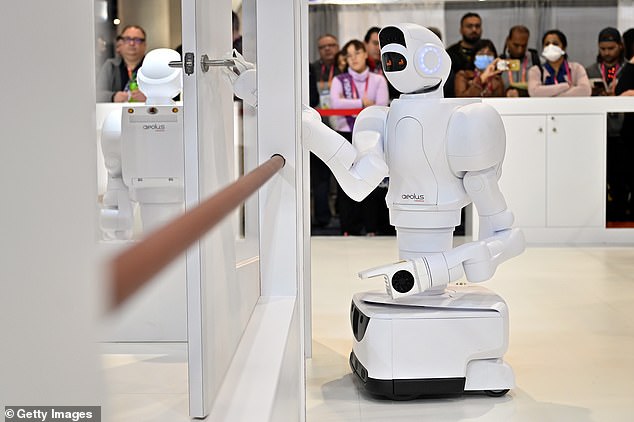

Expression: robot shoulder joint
xmin=446 ymin=103 xmax=505 ymax=173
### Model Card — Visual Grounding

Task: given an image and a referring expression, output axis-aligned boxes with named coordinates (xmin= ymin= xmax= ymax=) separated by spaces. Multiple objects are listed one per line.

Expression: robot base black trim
xmin=349 ymin=351 xmax=467 ymax=400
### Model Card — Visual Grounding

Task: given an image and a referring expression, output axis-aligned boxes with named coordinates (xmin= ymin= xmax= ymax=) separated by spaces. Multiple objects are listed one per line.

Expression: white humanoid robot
xmin=100 ymin=48 xmax=184 ymax=240
xmin=229 ymin=24 xmax=525 ymax=398
xmin=302 ymin=23 xmax=525 ymax=399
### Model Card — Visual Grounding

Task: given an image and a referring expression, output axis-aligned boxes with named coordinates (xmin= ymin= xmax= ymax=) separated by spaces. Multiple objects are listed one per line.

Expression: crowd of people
xmin=309 ymin=14 xmax=634 ymax=232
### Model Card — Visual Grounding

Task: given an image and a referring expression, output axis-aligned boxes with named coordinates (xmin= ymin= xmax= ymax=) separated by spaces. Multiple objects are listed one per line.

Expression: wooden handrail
xmin=109 ymin=154 xmax=286 ymax=310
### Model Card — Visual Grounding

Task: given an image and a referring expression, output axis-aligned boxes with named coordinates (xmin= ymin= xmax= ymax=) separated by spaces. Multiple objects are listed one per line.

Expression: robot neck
xmin=400 ymin=87 xmax=443 ymax=100
xmin=399 ymin=81 xmax=443 ymax=100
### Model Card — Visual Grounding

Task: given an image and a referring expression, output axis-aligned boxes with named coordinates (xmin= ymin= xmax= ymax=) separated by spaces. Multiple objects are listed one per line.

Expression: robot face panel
xmin=382 ymin=51 xmax=407 ymax=72
xmin=379 ymin=24 xmax=451 ymax=94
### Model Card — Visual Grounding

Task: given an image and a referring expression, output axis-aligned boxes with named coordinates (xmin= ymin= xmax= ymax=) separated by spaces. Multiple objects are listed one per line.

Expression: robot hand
xmin=360 ymin=251 xmax=459 ymax=298
xmin=359 ymin=259 xmax=433 ymax=299
xmin=223 ymin=49 xmax=257 ymax=107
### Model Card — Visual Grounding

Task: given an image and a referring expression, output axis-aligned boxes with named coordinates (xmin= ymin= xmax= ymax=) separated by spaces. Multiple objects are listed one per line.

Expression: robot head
xmin=137 ymin=48 xmax=182 ymax=104
xmin=379 ymin=23 xmax=451 ymax=95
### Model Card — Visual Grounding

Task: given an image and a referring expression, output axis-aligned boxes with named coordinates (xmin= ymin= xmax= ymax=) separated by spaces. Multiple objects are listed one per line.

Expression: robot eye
xmin=416 ymin=46 xmax=442 ymax=75
xmin=382 ymin=52 xmax=407 ymax=72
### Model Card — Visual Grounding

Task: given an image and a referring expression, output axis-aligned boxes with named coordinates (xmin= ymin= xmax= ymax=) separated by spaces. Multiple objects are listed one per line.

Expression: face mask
xmin=474 ymin=55 xmax=494 ymax=70
xmin=542 ymin=44 xmax=565 ymax=62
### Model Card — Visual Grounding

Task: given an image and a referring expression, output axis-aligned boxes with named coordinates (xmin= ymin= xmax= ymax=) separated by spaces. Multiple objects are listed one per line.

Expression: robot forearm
xmin=302 ymin=107 xmax=387 ymax=201
xmin=360 ymin=228 xmax=524 ymax=298
xmin=461 ymin=167 xmax=525 ymax=278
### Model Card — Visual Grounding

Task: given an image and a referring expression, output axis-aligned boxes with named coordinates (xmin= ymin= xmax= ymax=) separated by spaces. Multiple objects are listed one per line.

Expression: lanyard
xmin=550 ymin=61 xmax=571 ymax=85
xmin=600 ymin=62 xmax=620 ymax=83
xmin=350 ymin=77 xmax=369 ymax=99
xmin=507 ymin=55 xmax=528 ymax=83
xmin=319 ymin=63 xmax=334 ymax=91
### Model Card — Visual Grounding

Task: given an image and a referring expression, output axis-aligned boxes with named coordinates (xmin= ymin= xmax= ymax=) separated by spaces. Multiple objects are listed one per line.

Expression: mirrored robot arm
xmin=100 ymin=110 xmax=134 ymax=240
xmin=302 ymin=106 xmax=389 ymax=201
xmin=224 ymin=49 xmax=257 ymax=107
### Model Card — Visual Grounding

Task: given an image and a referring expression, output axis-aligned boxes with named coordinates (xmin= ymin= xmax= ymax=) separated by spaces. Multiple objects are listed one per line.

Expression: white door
xmin=181 ymin=0 xmax=261 ymax=416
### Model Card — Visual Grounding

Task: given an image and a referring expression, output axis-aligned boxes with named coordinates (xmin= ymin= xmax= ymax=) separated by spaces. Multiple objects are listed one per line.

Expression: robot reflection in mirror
xmin=100 ymin=48 xmax=184 ymax=240
xmin=232 ymin=23 xmax=526 ymax=399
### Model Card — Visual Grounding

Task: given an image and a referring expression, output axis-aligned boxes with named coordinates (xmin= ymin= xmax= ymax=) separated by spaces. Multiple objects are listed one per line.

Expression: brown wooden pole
xmin=109 ymin=154 xmax=285 ymax=310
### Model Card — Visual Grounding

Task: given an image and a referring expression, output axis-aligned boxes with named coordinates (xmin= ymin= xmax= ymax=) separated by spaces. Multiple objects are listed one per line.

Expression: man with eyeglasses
xmin=97 ymin=25 xmax=147 ymax=102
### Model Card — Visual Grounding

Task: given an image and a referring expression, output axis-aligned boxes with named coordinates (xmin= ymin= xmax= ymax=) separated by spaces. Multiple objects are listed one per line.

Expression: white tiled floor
xmin=102 ymin=236 xmax=634 ymax=421
xmin=307 ymin=237 xmax=634 ymax=422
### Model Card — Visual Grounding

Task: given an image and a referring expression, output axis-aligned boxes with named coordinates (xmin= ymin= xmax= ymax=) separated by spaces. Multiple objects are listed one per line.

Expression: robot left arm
xmin=448 ymin=102 xmax=525 ymax=278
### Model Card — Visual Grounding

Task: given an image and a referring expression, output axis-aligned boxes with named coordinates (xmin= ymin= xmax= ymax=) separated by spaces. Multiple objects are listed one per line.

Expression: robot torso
xmin=383 ymin=96 xmax=481 ymax=228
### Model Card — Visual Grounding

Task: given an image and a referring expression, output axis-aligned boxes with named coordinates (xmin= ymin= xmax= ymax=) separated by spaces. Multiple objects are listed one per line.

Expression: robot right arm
xmin=225 ymin=50 xmax=389 ymax=201
xmin=302 ymin=106 xmax=389 ymax=201
xmin=100 ymin=109 xmax=134 ymax=240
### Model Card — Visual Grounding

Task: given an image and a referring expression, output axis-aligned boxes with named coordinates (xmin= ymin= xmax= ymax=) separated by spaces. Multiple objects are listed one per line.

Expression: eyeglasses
xmin=117 ymin=36 xmax=145 ymax=45
xmin=318 ymin=43 xmax=337 ymax=50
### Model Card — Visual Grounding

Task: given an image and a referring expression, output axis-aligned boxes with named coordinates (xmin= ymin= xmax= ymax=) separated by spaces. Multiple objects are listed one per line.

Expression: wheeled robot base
xmin=349 ymin=284 xmax=514 ymax=400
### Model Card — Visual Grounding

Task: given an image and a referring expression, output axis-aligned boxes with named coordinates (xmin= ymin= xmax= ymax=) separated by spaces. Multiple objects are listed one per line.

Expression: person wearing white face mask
xmin=454 ymin=39 xmax=505 ymax=97
xmin=527 ymin=29 xmax=591 ymax=97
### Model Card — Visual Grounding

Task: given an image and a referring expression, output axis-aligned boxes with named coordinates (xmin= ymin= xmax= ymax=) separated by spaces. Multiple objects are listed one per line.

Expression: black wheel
xmin=484 ymin=389 xmax=509 ymax=397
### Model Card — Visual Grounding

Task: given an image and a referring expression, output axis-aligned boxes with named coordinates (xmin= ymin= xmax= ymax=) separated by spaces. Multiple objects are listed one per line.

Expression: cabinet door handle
xmin=552 ymin=127 xmax=557 ymax=133
xmin=538 ymin=127 xmax=543 ymax=133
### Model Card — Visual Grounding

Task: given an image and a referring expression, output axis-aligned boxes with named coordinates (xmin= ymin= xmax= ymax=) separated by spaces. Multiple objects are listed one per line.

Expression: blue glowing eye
xmin=417 ymin=46 xmax=441 ymax=75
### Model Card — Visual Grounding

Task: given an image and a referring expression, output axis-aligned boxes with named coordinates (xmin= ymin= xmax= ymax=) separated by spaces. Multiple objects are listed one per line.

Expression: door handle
xmin=200 ymin=55 xmax=237 ymax=73
xmin=168 ymin=52 xmax=196 ymax=75
xmin=168 ymin=53 xmax=237 ymax=75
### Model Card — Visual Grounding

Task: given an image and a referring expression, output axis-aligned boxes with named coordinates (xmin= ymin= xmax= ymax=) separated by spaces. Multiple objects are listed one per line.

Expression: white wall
xmin=0 ymin=0 xmax=103 ymax=410
xmin=618 ymin=0 xmax=634 ymax=32
xmin=337 ymin=2 xmax=445 ymax=47
xmin=117 ymin=0 xmax=182 ymax=50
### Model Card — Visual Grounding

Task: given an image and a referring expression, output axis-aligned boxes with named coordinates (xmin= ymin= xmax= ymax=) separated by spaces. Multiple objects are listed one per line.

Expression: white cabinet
xmin=545 ymin=114 xmax=605 ymax=228
xmin=500 ymin=113 xmax=605 ymax=230
xmin=479 ymin=97 xmax=634 ymax=244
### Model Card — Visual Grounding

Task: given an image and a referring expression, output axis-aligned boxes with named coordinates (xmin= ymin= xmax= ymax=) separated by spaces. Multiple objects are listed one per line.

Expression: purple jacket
xmin=330 ymin=68 xmax=389 ymax=132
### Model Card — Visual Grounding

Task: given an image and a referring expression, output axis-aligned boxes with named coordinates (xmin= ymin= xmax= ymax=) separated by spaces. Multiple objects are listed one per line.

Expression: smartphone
xmin=497 ymin=59 xmax=521 ymax=72
xmin=507 ymin=59 xmax=521 ymax=72
xmin=589 ymin=78 xmax=607 ymax=90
